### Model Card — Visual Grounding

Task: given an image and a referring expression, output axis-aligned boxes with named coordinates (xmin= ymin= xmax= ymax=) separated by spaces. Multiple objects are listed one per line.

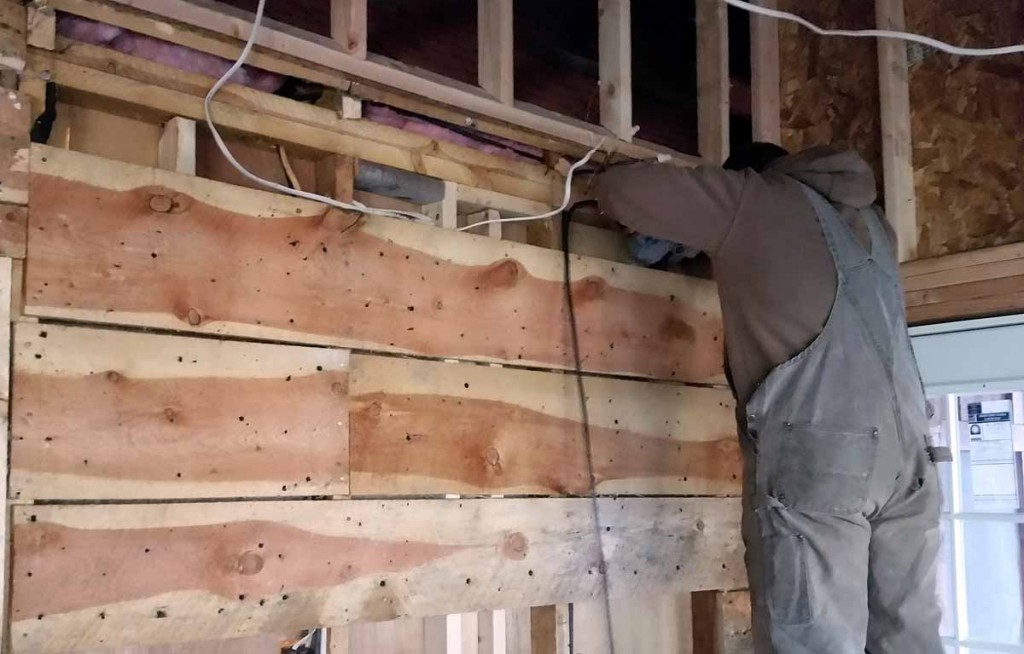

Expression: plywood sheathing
xmin=778 ymin=0 xmax=882 ymax=184
xmin=908 ymin=0 xmax=1024 ymax=258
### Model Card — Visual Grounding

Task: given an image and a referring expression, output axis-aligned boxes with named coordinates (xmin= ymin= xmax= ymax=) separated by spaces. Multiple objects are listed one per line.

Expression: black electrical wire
xmin=561 ymin=201 xmax=615 ymax=654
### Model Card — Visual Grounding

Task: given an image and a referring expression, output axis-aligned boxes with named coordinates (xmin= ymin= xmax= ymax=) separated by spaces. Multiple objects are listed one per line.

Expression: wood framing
xmin=30 ymin=48 xmax=556 ymax=204
xmin=477 ymin=0 xmax=513 ymax=105
xmin=158 ymin=116 xmax=197 ymax=175
xmin=0 ymin=89 xmax=28 ymax=205
xmin=25 ymin=146 xmax=725 ymax=383
xmin=0 ymin=0 xmax=26 ymax=74
xmin=341 ymin=617 xmax=445 ymax=654
xmin=692 ymin=590 xmax=753 ymax=654
xmin=876 ymin=0 xmax=916 ymax=262
xmin=26 ymin=1 xmax=55 ymax=51
xmin=749 ymin=0 xmax=781 ymax=143
xmin=0 ymin=256 xmax=11 ymax=654
xmin=696 ymin=0 xmax=730 ymax=163
xmin=572 ymin=594 xmax=694 ymax=653
xmin=599 ymin=0 xmax=633 ymax=140
xmin=315 ymin=153 xmax=357 ymax=202
xmin=47 ymin=0 xmax=701 ymax=165
xmin=10 ymin=497 xmax=745 ymax=653
xmin=454 ymin=184 xmax=549 ymax=219
xmin=0 ymin=204 xmax=26 ymax=259
xmin=504 ymin=608 xmax=532 ymax=654
xmin=0 ymin=3 xmax=781 ymax=651
xmin=463 ymin=208 xmax=502 ymax=239
xmin=331 ymin=0 xmax=367 ymax=59
xmin=425 ymin=179 xmax=459 ymax=229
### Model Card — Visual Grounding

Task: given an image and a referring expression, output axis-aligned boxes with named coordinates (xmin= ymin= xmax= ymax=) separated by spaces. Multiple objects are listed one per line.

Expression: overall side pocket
xmin=764 ymin=531 xmax=813 ymax=625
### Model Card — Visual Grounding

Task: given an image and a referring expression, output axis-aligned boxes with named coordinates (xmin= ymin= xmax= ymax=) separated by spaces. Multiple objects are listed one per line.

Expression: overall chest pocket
xmin=765 ymin=423 xmax=878 ymax=514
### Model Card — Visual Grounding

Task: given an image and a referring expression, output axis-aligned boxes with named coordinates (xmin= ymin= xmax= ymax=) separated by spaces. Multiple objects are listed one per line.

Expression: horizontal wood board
xmin=10 ymin=497 xmax=745 ymax=653
xmin=349 ymin=354 xmax=740 ymax=496
xmin=24 ymin=146 xmax=725 ymax=383
xmin=11 ymin=324 xmax=741 ymax=500
xmin=10 ymin=323 xmax=350 ymax=500
xmin=901 ymin=242 xmax=1024 ymax=323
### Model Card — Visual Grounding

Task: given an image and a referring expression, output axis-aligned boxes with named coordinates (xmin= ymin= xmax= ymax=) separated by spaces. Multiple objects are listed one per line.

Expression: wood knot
xmin=365 ymin=400 xmax=382 ymax=420
xmin=148 ymin=195 xmax=174 ymax=213
xmin=105 ymin=370 xmax=121 ymax=383
xmin=479 ymin=259 xmax=521 ymax=290
xmin=660 ymin=317 xmax=696 ymax=342
xmin=186 ymin=308 xmax=202 ymax=326
xmin=322 ymin=209 xmax=355 ymax=232
xmin=695 ymin=519 xmax=706 ymax=532
xmin=331 ymin=382 xmax=347 ymax=396
xmin=484 ymin=447 xmax=500 ymax=467
xmin=163 ymin=407 xmax=177 ymax=423
xmin=502 ymin=532 xmax=529 ymax=561
xmin=573 ymin=277 xmax=607 ymax=304
xmin=235 ymin=551 xmax=264 ymax=576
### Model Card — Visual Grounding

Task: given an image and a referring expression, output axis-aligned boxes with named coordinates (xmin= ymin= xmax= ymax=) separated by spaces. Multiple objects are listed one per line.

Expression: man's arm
xmin=592 ymin=161 xmax=750 ymax=256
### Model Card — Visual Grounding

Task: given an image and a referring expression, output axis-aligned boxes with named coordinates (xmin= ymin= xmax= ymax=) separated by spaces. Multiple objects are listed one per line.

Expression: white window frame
xmin=912 ymin=314 xmax=1024 ymax=654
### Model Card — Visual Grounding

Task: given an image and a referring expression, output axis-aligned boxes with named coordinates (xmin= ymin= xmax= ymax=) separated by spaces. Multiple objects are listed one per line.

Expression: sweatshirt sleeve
xmin=593 ymin=161 xmax=750 ymax=256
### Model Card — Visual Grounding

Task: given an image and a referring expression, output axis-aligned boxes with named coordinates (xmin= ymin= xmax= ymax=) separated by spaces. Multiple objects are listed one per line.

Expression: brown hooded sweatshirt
xmin=594 ymin=146 xmax=887 ymax=407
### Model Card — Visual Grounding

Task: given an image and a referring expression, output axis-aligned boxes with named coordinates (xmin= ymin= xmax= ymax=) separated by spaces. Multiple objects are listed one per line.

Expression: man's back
xmin=595 ymin=146 xmax=879 ymax=406
xmin=594 ymin=145 xmax=944 ymax=653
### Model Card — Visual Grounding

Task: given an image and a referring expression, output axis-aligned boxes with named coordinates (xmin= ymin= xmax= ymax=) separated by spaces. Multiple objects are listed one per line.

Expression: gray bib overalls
xmin=742 ymin=184 xmax=944 ymax=653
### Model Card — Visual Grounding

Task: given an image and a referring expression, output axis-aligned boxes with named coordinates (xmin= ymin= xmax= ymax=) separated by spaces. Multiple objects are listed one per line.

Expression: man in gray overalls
xmin=594 ymin=143 xmax=945 ymax=653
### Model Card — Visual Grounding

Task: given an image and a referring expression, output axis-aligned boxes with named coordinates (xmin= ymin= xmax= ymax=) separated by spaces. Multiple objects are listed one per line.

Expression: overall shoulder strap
xmin=795 ymin=183 xmax=867 ymax=272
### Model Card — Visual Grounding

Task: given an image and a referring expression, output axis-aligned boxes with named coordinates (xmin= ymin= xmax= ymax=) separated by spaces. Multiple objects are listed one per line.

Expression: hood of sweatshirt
xmin=768 ymin=146 xmax=877 ymax=209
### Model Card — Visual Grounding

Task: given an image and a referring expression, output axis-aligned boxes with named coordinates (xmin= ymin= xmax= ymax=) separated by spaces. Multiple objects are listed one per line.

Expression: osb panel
xmin=907 ymin=0 xmax=1024 ymax=257
xmin=778 ymin=0 xmax=882 ymax=183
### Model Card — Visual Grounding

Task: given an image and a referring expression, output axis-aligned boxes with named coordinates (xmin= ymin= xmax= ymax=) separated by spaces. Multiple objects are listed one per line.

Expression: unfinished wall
xmin=908 ymin=0 xmax=1024 ymax=258
xmin=778 ymin=0 xmax=882 ymax=181
xmin=780 ymin=0 xmax=1024 ymax=261
xmin=2 ymin=2 xmax=757 ymax=651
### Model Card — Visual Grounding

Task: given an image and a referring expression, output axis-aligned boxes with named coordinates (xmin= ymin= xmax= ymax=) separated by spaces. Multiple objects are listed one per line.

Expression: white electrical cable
xmin=726 ymin=0 xmax=1024 ymax=58
xmin=204 ymin=0 xmax=429 ymax=224
xmin=457 ymin=137 xmax=607 ymax=233
xmin=206 ymin=0 xmax=603 ymax=230
xmin=213 ymin=0 xmax=1024 ymax=234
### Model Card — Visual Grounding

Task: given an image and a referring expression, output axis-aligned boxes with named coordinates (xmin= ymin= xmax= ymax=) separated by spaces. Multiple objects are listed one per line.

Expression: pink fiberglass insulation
xmin=363 ymin=104 xmax=543 ymax=162
xmin=57 ymin=15 xmax=541 ymax=162
xmin=56 ymin=14 xmax=285 ymax=92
